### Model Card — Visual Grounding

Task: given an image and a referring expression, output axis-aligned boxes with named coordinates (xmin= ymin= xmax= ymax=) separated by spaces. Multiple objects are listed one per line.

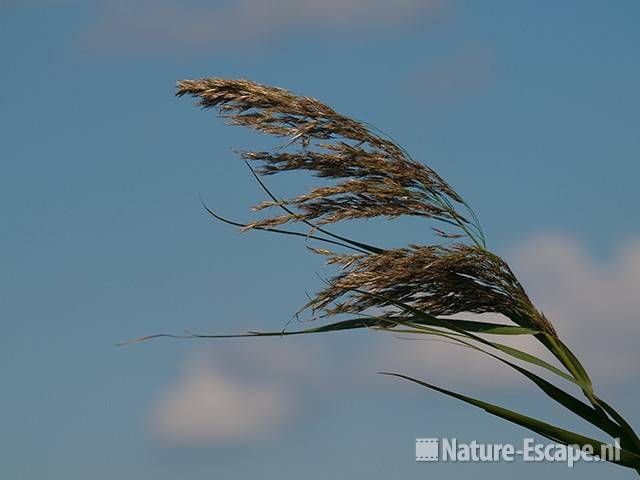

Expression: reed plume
xmin=176 ymin=78 xmax=483 ymax=245
xmin=168 ymin=77 xmax=640 ymax=473
xmin=306 ymin=244 xmax=556 ymax=336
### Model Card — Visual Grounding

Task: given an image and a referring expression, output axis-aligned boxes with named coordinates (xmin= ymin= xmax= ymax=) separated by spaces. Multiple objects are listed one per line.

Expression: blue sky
xmin=2 ymin=1 xmax=639 ymax=479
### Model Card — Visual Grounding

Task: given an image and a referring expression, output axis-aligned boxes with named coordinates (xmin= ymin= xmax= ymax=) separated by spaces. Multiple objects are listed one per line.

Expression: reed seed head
xmin=176 ymin=77 xmax=482 ymax=243
xmin=307 ymin=244 xmax=556 ymax=336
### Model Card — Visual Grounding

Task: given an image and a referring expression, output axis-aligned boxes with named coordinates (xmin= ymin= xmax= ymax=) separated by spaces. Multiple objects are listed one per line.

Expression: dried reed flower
xmin=307 ymin=244 xmax=556 ymax=336
xmin=176 ymin=78 xmax=483 ymax=245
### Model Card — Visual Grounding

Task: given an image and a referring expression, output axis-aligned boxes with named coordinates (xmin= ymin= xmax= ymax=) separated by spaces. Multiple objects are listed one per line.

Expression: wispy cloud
xmin=148 ymin=340 xmax=335 ymax=446
xmin=150 ymin=351 xmax=293 ymax=445
xmin=87 ymin=0 xmax=443 ymax=53
xmin=375 ymin=313 xmax=533 ymax=389
xmin=151 ymin=345 xmax=304 ymax=447
xmin=0 ymin=0 xmax=80 ymax=9
xmin=407 ymin=47 xmax=493 ymax=103
xmin=510 ymin=234 xmax=640 ymax=384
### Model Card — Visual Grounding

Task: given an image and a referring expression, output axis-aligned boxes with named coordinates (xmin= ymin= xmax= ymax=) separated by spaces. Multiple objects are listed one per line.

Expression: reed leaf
xmin=381 ymin=372 xmax=640 ymax=470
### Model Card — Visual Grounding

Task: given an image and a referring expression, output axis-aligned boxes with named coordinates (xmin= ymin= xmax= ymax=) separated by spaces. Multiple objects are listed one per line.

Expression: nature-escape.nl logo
xmin=415 ymin=438 xmax=621 ymax=467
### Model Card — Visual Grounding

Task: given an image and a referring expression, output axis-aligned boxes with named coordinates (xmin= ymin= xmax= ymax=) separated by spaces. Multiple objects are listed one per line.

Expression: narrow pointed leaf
xmin=399 ymin=322 xmax=622 ymax=439
xmin=382 ymin=372 xmax=640 ymax=469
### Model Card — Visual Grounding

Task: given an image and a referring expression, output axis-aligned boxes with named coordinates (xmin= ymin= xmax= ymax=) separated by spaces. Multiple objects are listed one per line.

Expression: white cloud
xmin=150 ymin=353 xmax=292 ymax=445
xmin=372 ymin=313 xmax=542 ymax=389
xmin=510 ymin=234 xmax=640 ymax=384
xmin=87 ymin=0 xmax=442 ymax=52
xmin=408 ymin=47 xmax=493 ymax=103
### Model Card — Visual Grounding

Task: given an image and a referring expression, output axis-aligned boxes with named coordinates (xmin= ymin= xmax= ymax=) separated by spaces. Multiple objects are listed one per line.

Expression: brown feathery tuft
xmin=176 ymin=77 xmax=483 ymax=246
xmin=306 ymin=244 xmax=556 ymax=336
